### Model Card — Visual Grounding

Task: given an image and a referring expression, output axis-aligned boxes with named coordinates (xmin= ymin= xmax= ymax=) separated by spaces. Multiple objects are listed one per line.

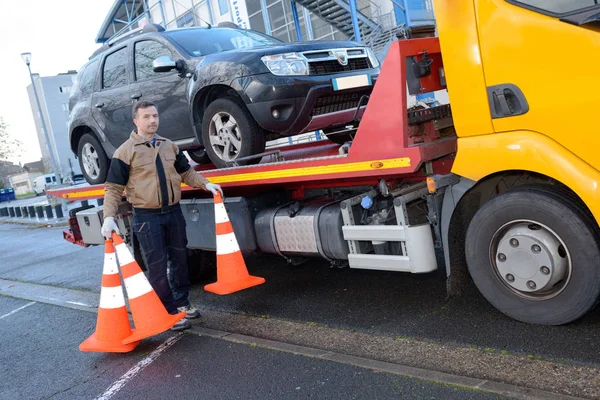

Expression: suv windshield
xmin=164 ymin=28 xmax=281 ymax=57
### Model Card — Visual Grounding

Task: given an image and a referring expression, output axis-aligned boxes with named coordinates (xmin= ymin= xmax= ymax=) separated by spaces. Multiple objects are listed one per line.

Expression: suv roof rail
xmin=217 ymin=21 xmax=240 ymax=29
xmin=108 ymin=23 xmax=165 ymax=45
xmin=90 ymin=23 xmax=166 ymax=59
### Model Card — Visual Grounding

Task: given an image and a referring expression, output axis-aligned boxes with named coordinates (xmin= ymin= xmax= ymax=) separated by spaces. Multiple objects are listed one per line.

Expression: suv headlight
xmin=366 ymin=47 xmax=380 ymax=69
xmin=261 ymin=53 xmax=309 ymax=76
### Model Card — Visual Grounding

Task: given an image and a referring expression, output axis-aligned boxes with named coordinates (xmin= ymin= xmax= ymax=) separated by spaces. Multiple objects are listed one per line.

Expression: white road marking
xmin=0 ymin=302 xmax=36 ymax=319
xmin=95 ymin=334 xmax=183 ymax=400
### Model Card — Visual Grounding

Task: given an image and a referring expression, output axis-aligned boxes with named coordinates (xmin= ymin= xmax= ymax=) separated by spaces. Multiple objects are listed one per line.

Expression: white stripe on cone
xmin=216 ymin=232 xmax=240 ymax=255
xmin=214 ymin=203 xmax=230 ymax=224
xmin=103 ymin=252 xmax=118 ymax=275
xmin=99 ymin=285 xmax=127 ymax=309
xmin=115 ymin=243 xmax=135 ymax=266
xmin=124 ymin=272 xmax=153 ymax=299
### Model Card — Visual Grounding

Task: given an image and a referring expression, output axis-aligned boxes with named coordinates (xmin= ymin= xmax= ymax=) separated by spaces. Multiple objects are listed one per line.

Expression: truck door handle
xmin=487 ymin=84 xmax=529 ymax=119
xmin=131 ymin=93 xmax=142 ymax=100
xmin=95 ymin=103 xmax=104 ymax=108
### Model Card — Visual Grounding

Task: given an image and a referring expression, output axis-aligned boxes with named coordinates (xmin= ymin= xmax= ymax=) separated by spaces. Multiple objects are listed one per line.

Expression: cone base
xmin=122 ymin=311 xmax=186 ymax=344
xmin=205 ymin=275 xmax=266 ymax=295
xmin=79 ymin=332 xmax=140 ymax=353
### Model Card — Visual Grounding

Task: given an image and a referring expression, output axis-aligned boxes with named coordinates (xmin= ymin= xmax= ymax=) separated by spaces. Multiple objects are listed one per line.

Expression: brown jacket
xmin=103 ymin=131 xmax=209 ymax=218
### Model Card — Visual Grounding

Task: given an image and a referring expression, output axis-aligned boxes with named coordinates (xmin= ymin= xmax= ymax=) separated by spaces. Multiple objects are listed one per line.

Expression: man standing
xmin=100 ymin=101 xmax=222 ymax=331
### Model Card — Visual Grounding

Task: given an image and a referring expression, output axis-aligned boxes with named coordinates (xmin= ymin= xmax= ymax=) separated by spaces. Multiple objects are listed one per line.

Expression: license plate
xmin=332 ymin=74 xmax=372 ymax=91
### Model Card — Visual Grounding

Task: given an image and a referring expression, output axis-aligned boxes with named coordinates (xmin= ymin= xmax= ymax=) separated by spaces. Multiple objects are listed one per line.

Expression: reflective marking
xmin=99 ymin=286 xmax=127 ymax=309
xmin=95 ymin=334 xmax=183 ymax=400
xmin=0 ymin=302 xmax=36 ymax=320
xmin=214 ymin=203 xmax=230 ymax=224
xmin=216 ymin=232 xmax=240 ymax=255
xmin=115 ymin=243 xmax=135 ymax=266
xmin=103 ymin=252 xmax=118 ymax=275
xmin=124 ymin=272 xmax=153 ymax=299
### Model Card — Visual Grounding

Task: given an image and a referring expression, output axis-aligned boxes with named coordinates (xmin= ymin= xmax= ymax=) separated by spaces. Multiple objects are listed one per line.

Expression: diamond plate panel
xmin=274 ymin=215 xmax=318 ymax=253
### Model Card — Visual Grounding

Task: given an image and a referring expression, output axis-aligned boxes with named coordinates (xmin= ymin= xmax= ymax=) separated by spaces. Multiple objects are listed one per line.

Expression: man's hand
xmin=206 ymin=183 xmax=223 ymax=197
xmin=101 ymin=217 xmax=120 ymax=240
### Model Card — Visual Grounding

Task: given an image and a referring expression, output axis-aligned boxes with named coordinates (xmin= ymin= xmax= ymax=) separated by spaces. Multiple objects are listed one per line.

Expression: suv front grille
xmin=311 ymin=90 xmax=371 ymax=116
xmin=308 ymin=57 xmax=372 ymax=75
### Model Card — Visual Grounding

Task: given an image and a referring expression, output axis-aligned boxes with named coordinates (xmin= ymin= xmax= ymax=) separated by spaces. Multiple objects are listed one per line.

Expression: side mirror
xmin=153 ymin=56 xmax=178 ymax=73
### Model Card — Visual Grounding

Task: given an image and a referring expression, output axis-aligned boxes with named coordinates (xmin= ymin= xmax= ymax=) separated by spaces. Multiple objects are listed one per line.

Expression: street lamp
xmin=21 ymin=52 xmax=62 ymax=183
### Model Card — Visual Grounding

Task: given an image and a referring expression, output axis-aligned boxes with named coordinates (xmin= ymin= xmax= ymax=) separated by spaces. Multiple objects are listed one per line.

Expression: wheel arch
xmin=191 ymin=84 xmax=247 ymax=131
xmin=442 ymin=170 xmax=598 ymax=296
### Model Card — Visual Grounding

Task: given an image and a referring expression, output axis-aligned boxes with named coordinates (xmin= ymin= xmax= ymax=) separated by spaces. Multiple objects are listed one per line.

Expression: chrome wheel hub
xmin=81 ymin=143 xmax=100 ymax=179
xmin=208 ymin=112 xmax=242 ymax=162
xmin=491 ymin=220 xmax=571 ymax=299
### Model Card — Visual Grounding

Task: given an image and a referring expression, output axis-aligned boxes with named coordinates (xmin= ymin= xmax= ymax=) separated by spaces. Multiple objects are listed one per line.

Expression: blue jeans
xmin=133 ymin=204 xmax=190 ymax=314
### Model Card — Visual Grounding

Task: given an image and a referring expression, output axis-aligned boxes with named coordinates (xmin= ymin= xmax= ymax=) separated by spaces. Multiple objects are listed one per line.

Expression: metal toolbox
xmin=76 ymin=202 xmax=132 ymax=245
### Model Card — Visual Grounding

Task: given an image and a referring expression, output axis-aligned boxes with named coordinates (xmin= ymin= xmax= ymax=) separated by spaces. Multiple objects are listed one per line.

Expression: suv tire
xmin=202 ymin=97 xmax=265 ymax=168
xmin=77 ymin=133 xmax=110 ymax=185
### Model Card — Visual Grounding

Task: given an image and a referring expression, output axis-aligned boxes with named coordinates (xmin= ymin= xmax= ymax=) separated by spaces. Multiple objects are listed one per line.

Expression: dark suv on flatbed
xmin=68 ymin=23 xmax=380 ymax=184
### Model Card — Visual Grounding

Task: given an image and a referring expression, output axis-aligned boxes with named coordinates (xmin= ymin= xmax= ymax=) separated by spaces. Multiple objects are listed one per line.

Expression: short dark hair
xmin=132 ymin=101 xmax=158 ymax=119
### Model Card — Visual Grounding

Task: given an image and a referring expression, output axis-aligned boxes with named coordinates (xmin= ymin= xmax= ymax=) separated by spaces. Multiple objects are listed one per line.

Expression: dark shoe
xmin=171 ymin=318 xmax=191 ymax=331
xmin=177 ymin=305 xmax=201 ymax=319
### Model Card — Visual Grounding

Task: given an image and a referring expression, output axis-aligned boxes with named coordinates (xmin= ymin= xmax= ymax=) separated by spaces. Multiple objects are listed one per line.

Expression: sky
xmin=0 ymin=0 xmax=115 ymax=165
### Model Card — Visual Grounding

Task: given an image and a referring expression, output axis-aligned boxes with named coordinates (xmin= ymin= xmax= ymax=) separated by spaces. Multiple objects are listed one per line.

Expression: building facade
xmin=26 ymin=71 xmax=82 ymax=180
xmin=96 ymin=0 xmax=435 ymax=55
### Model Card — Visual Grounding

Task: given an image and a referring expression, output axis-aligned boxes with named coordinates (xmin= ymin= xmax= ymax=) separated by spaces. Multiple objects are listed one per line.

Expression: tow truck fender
xmin=441 ymin=129 xmax=600 ymax=294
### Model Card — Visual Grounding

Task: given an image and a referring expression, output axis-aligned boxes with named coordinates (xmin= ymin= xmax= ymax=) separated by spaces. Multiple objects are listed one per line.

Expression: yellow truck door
xmin=474 ymin=0 xmax=600 ymax=170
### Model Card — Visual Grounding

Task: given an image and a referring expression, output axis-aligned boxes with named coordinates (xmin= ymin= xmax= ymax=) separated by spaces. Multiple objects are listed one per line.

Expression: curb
xmin=186 ymin=326 xmax=579 ymax=400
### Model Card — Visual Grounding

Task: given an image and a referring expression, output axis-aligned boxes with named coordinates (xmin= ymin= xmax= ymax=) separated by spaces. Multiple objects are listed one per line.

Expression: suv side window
xmin=134 ymin=40 xmax=174 ymax=81
xmin=507 ymin=1 xmax=598 ymax=16
xmin=102 ymin=47 xmax=128 ymax=89
xmin=78 ymin=60 xmax=99 ymax=95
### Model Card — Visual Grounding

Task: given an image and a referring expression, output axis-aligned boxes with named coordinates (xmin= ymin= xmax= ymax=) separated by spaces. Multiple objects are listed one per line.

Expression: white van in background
xmin=33 ymin=174 xmax=57 ymax=195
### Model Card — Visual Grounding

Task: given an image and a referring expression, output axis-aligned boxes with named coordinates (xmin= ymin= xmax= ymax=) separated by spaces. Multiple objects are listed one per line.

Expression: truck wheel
xmin=187 ymin=149 xmax=211 ymax=165
xmin=202 ymin=97 xmax=265 ymax=168
xmin=465 ymin=186 xmax=600 ymax=325
xmin=77 ymin=133 xmax=110 ymax=185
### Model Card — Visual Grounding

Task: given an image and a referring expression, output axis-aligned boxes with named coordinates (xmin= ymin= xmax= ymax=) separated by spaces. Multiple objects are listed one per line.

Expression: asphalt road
xmin=1 ymin=222 xmax=600 ymax=368
xmin=0 ymin=296 xmax=506 ymax=400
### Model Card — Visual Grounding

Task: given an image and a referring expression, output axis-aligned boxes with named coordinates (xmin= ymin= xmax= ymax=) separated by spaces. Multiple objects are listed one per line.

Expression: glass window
xmin=102 ymin=47 xmax=128 ymax=89
xmin=508 ymin=1 xmax=598 ymax=15
xmin=218 ymin=0 xmax=229 ymax=15
xmin=246 ymin=0 xmax=261 ymax=15
xmin=249 ymin=12 xmax=266 ymax=32
xmin=176 ymin=11 xmax=196 ymax=27
xmin=164 ymin=28 xmax=281 ymax=56
xmin=267 ymin=2 xmax=286 ymax=31
xmin=272 ymin=26 xmax=290 ymax=42
xmin=78 ymin=60 xmax=98 ymax=95
xmin=134 ymin=41 xmax=174 ymax=81
xmin=45 ymin=177 xmax=51 ymax=183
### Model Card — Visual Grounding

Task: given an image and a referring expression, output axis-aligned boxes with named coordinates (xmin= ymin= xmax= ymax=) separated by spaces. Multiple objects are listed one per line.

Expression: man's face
xmin=133 ymin=106 xmax=159 ymax=134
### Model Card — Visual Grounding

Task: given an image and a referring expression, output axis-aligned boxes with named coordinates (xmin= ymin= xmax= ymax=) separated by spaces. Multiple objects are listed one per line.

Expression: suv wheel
xmin=186 ymin=148 xmax=211 ymax=165
xmin=77 ymin=133 xmax=110 ymax=185
xmin=202 ymin=97 xmax=265 ymax=168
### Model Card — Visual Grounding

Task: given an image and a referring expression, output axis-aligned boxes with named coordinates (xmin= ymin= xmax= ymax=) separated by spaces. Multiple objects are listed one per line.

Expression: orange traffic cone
xmin=79 ymin=239 xmax=140 ymax=352
xmin=205 ymin=192 xmax=265 ymax=295
xmin=112 ymin=233 xmax=186 ymax=345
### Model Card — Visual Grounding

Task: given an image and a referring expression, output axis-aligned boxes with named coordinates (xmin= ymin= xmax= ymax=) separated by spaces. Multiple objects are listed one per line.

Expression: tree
xmin=0 ymin=117 xmax=23 ymax=162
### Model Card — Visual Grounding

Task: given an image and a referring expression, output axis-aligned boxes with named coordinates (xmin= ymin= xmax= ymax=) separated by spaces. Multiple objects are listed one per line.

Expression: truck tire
xmin=77 ymin=133 xmax=110 ymax=185
xmin=187 ymin=148 xmax=211 ymax=165
xmin=465 ymin=185 xmax=600 ymax=325
xmin=202 ymin=97 xmax=265 ymax=169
